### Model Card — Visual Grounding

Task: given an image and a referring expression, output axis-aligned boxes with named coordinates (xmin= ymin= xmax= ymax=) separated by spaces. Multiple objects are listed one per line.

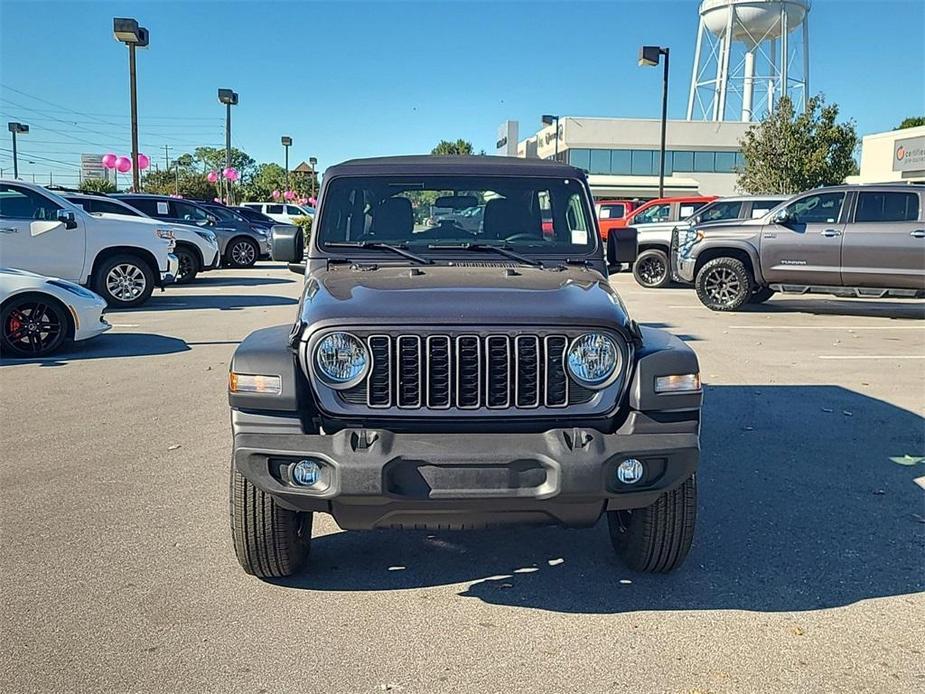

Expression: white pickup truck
xmin=0 ymin=180 xmax=178 ymax=308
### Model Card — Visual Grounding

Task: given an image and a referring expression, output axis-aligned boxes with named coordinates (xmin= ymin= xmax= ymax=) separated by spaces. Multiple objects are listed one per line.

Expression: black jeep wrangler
xmin=228 ymin=156 xmax=701 ymax=577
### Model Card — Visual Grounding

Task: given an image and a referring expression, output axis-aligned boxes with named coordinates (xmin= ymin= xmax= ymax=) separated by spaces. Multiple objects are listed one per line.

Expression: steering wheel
xmin=503 ymin=233 xmax=540 ymax=243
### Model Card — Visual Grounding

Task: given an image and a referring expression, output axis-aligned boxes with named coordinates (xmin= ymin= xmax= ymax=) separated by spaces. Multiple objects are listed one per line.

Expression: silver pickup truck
xmin=676 ymin=185 xmax=925 ymax=310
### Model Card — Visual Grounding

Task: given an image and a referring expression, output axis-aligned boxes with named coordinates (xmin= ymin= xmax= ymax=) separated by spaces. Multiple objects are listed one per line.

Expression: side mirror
xmin=57 ymin=210 xmax=77 ymax=229
xmin=772 ymin=209 xmax=791 ymax=226
xmin=606 ymin=226 xmax=638 ymax=271
xmin=271 ymin=224 xmax=304 ymax=264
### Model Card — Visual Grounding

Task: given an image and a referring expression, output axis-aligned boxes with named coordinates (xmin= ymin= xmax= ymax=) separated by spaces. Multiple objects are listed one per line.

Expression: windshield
xmin=316 ymin=175 xmax=596 ymax=257
xmin=206 ymin=205 xmax=245 ymax=223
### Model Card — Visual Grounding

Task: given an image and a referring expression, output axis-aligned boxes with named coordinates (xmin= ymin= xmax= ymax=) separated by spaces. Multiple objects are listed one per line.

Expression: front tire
xmin=93 ymin=254 xmax=155 ymax=308
xmin=632 ymin=249 xmax=671 ymax=288
xmin=230 ymin=465 xmax=312 ymax=578
xmin=226 ymin=238 xmax=258 ymax=268
xmin=174 ymin=247 xmax=200 ymax=284
xmin=695 ymin=256 xmax=752 ymax=311
xmin=1 ymin=294 xmax=69 ymax=357
xmin=607 ymin=475 xmax=697 ymax=573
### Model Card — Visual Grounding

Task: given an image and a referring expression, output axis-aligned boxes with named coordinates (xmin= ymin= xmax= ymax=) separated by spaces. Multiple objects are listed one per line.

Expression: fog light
xmin=292 ymin=459 xmax=321 ymax=487
xmin=617 ymin=458 xmax=645 ymax=485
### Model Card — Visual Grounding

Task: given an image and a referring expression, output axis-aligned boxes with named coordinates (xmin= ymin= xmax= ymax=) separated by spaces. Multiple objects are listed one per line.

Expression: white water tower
xmin=687 ymin=0 xmax=810 ymax=122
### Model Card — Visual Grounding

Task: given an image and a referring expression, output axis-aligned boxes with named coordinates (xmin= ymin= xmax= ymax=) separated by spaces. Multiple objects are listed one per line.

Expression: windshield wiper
xmin=326 ymin=241 xmax=432 ymax=265
xmin=426 ymin=242 xmax=544 ymax=268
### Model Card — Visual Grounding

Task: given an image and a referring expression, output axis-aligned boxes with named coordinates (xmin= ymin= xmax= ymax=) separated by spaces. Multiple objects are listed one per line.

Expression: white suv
xmin=0 ymin=180 xmax=178 ymax=308
xmin=240 ymin=202 xmax=314 ymax=224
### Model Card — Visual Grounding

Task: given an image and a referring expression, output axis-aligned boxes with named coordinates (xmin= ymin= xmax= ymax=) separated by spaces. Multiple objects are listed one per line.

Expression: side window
xmin=633 ymin=203 xmax=671 ymax=225
xmin=286 ymin=205 xmax=304 ymax=216
xmin=750 ymin=200 xmax=780 ymax=218
xmin=267 ymin=204 xmax=284 ymax=214
xmin=699 ymin=201 xmax=742 ymax=222
xmin=565 ymin=193 xmax=589 ymax=245
xmin=600 ymin=204 xmax=625 ymax=219
xmin=786 ymin=192 xmax=845 ymax=224
xmin=97 ymin=200 xmax=139 ymax=215
xmin=854 ymin=192 xmax=920 ymax=223
xmin=172 ymin=201 xmax=209 ymax=223
xmin=0 ymin=184 xmax=61 ymax=220
xmin=125 ymin=198 xmax=161 ymax=217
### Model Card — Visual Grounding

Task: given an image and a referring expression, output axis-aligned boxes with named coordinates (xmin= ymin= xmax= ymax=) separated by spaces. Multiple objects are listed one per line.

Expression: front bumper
xmin=677 ymin=255 xmax=696 ymax=284
xmin=204 ymin=249 xmax=221 ymax=270
xmin=159 ymin=253 xmax=179 ymax=286
xmin=71 ymin=300 xmax=111 ymax=342
xmin=257 ymin=236 xmax=271 ymax=257
xmin=234 ymin=422 xmax=699 ymax=530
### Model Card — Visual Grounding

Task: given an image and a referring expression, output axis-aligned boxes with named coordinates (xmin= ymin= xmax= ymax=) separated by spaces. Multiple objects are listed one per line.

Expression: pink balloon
xmin=271 ymin=190 xmax=280 ymax=200
xmin=223 ymin=167 xmax=239 ymax=182
xmin=136 ymin=153 xmax=150 ymax=170
xmin=115 ymin=156 xmax=132 ymax=173
xmin=101 ymin=153 xmax=117 ymax=169
xmin=284 ymin=190 xmax=295 ymax=201
xmin=206 ymin=170 xmax=219 ymax=183
xmin=308 ymin=197 xmax=316 ymax=206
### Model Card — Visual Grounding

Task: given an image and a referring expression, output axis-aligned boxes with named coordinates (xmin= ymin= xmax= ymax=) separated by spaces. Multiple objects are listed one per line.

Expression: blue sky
xmin=1 ymin=0 xmax=923 ymax=184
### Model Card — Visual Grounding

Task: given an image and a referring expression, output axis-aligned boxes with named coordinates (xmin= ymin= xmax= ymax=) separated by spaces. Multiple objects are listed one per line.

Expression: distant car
xmin=231 ymin=205 xmax=278 ymax=232
xmin=1 ymin=180 xmax=177 ymax=308
xmin=596 ymin=199 xmax=639 ymax=240
xmin=0 ymin=267 xmax=110 ymax=357
xmin=114 ymin=194 xmax=269 ymax=268
xmin=240 ymin=202 xmax=315 ymax=224
xmin=64 ymin=193 xmax=220 ymax=284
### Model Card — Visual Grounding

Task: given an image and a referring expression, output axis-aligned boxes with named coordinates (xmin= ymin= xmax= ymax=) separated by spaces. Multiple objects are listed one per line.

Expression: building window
xmin=631 ymin=150 xmax=654 ymax=175
xmin=589 ymin=149 xmax=611 ymax=174
xmin=714 ymin=151 xmax=737 ymax=173
xmin=694 ymin=151 xmax=715 ymax=172
xmin=735 ymin=152 xmax=746 ymax=169
xmin=672 ymin=151 xmax=694 ymax=172
xmin=611 ymin=150 xmax=632 ymax=175
xmin=569 ymin=149 xmax=591 ymax=170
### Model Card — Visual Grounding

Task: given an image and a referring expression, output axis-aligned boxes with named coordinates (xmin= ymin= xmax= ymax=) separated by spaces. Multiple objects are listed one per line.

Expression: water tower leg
xmin=742 ymin=49 xmax=755 ymax=122
xmin=768 ymin=34 xmax=777 ymax=114
xmin=716 ymin=7 xmax=735 ymax=121
xmin=802 ymin=18 xmax=810 ymax=110
xmin=781 ymin=7 xmax=789 ymax=104
xmin=712 ymin=32 xmax=725 ymax=121
xmin=687 ymin=17 xmax=705 ymax=120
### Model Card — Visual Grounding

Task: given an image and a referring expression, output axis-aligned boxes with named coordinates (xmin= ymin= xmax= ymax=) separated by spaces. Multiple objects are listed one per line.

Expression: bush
xmin=79 ymin=177 xmax=116 ymax=194
xmin=291 ymin=215 xmax=313 ymax=247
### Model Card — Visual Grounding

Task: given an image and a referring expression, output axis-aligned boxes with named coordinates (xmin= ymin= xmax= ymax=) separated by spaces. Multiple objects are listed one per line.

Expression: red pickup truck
xmin=596 ymin=199 xmax=639 ymax=240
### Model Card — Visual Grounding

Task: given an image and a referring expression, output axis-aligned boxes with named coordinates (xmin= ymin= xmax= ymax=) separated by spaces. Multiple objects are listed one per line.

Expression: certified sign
xmin=893 ymin=135 xmax=925 ymax=172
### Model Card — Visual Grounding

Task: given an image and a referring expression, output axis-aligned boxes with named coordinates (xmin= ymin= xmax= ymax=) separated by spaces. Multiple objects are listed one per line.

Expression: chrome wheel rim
xmin=106 ymin=263 xmax=147 ymax=301
xmin=637 ymin=256 xmax=666 ymax=286
xmin=231 ymin=241 xmax=256 ymax=266
xmin=4 ymin=302 xmax=62 ymax=354
xmin=703 ymin=267 xmax=742 ymax=306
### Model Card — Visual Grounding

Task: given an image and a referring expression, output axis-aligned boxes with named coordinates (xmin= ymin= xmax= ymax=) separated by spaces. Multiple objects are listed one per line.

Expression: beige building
xmin=848 ymin=125 xmax=925 ymax=185
xmin=505 ymin=117 xmax=751 ymax=199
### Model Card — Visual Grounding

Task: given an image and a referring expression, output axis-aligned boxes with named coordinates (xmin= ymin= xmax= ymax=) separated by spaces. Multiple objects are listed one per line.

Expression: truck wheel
xmin=174 ymin=247 xmax=200 ymax=284
xmin=695 ymin=257 xmax=752 ymax=311
xmin=632 ymin=249 xmax=671 ymax=288
xmin=93 ymin=254 xmax=155 ymax=308
xmin=230 ymin=465 xmax=312 ymax=578
xmin=607 ymin=475 xmax=696 ymax=573
xmin=748 ymin=286 xmax=776 ymax=304
xmin=226 ymin=238 xmax=258 ymax=268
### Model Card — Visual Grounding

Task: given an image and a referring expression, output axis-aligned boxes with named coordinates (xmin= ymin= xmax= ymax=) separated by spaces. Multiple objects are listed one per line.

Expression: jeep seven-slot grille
xmin=348 ymin=333 xmax=593 ymax=411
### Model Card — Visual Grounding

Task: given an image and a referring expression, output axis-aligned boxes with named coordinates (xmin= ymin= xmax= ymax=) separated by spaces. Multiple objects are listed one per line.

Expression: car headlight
xmin=47 ymin=278 xmax=99 ymax=300
xmin=314 ymin=332 xmax=369 ymax=389
xmin=194 ymin=229 xmax=217 ymax=244
xmin=566 ymin=333 xmax=621 ymax=388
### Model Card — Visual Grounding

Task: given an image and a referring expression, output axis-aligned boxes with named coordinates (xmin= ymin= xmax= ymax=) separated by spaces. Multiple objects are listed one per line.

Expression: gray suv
xmin=677 ymin=185 xmax=925 ymax=311
xmin=114 ymin=194 xmax=270 ymax=268
xmin=227 ymin=155 xmax=702 ymax=578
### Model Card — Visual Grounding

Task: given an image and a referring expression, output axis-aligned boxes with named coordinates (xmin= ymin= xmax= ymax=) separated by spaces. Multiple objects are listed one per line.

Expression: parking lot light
xmin=281 ymin=136 xmax=293 ymax=189
xmin=218 ymin=89 xmax=239 ymax=203
xmin=7 ymin=121 xmax=29 ymax=179
xmin=113 ymin=17 xmax=150 ymax=192
xmin=638 ymin=45 xmax=670 ymax=198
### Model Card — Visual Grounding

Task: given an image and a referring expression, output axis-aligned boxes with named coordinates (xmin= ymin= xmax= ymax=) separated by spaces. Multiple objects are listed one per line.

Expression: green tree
xmin=431 ymin=139 xmax=474 ymax=156
xmin=737 ymin=95 xmax=859 ymax=195
xmin=141 ymin=167 xmax=219 ymax=200
xmin=239 ymin=162 xmax=312 ymax=202
xmin=79 ymin=177 xmax=116 ymax=194
xmin=896 ymin=116 xmax=925 ymax=130
xmin=192 ymin=146 xmax=256 ymax=177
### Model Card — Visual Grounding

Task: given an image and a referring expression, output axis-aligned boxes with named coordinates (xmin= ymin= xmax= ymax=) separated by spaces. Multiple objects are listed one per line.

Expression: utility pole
xmin=163 ymin=144 xmax=170 ymax=171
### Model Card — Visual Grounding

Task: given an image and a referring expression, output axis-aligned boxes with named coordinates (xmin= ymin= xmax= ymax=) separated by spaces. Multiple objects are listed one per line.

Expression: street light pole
xmin=113 ymin=18 xmax=149 ymax=192
xmin=218 ymin=89 xmax=239 ymax=203
xmin=639 ymin=45 xmax=670 ymax=198
xmin=309 ymin=156 xmax=318 ymax=199
xmin=281 ymin=136 xmax=292 ymax=189
xmin=7 ymin=122 xmax=29 ymax=179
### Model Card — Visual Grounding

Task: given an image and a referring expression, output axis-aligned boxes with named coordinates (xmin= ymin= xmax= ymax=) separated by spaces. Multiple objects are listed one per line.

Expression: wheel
xmin=632 ymin=249 xmax=671 ymax=288
xmin=1 ymin=294 xmax=68 ymax=357
xmin=174 ymin=247 xmax=200 ymax=284
xmin=230 ymin=464 xmax=312 ymax=578
xmin=607 ymin=475 xmax=697 ymax=573
xmin=695 ymin=257 xmax=753 ymax=311
xmin=226 ymin=237 xmax=258 ymax=268
xmin=748 ymin=286 xmax=776 ymax=304
xmin=93 ymin=254 xmax=155 ymax=308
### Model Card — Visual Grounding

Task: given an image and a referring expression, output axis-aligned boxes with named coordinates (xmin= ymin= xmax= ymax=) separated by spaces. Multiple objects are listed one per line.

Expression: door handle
xmin=911 ymin=230 xmax=925 ymax=238
xmin=821 ymin=228 xmax=842 ymax=237
xmin=0 ymin=226 xmax=19 ymax=234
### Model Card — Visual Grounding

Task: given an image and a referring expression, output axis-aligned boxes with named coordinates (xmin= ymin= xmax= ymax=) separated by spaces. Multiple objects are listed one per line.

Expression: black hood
xmin=299 ymin=264 xmax=631 ymax=330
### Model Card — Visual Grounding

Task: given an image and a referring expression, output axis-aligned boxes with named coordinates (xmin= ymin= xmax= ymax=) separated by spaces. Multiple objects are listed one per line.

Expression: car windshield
xmin=316 ymin=175 xmax=596 ymax=258
xmin=206 ymin=205 xmax=244 ymax=223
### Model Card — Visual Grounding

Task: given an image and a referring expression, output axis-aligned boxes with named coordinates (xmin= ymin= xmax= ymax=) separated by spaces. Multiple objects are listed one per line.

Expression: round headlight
xmin=314 ymin=332 xmax=369 ymax=388
xmin=566 ymin=333 xmax=621 ymax=388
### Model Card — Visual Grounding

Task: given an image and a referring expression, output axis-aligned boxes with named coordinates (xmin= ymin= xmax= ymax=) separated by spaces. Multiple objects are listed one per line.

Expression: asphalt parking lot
xmin=2 ymin=263 xmax=923 ymax=694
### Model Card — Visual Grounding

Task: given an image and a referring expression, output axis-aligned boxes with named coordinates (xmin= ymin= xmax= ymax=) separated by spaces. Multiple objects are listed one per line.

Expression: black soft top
xmin=325 ymin=155 xmax=586 ymax=179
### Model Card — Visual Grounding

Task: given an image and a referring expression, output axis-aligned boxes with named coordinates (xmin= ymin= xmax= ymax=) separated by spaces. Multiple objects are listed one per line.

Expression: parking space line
xmin=818 ymin=355 xmax=925 ymax=360
xmin=730 ymin=325 xmax=924 ymax=330
xmin=107 ymin=323 xmax=140 ymax=328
